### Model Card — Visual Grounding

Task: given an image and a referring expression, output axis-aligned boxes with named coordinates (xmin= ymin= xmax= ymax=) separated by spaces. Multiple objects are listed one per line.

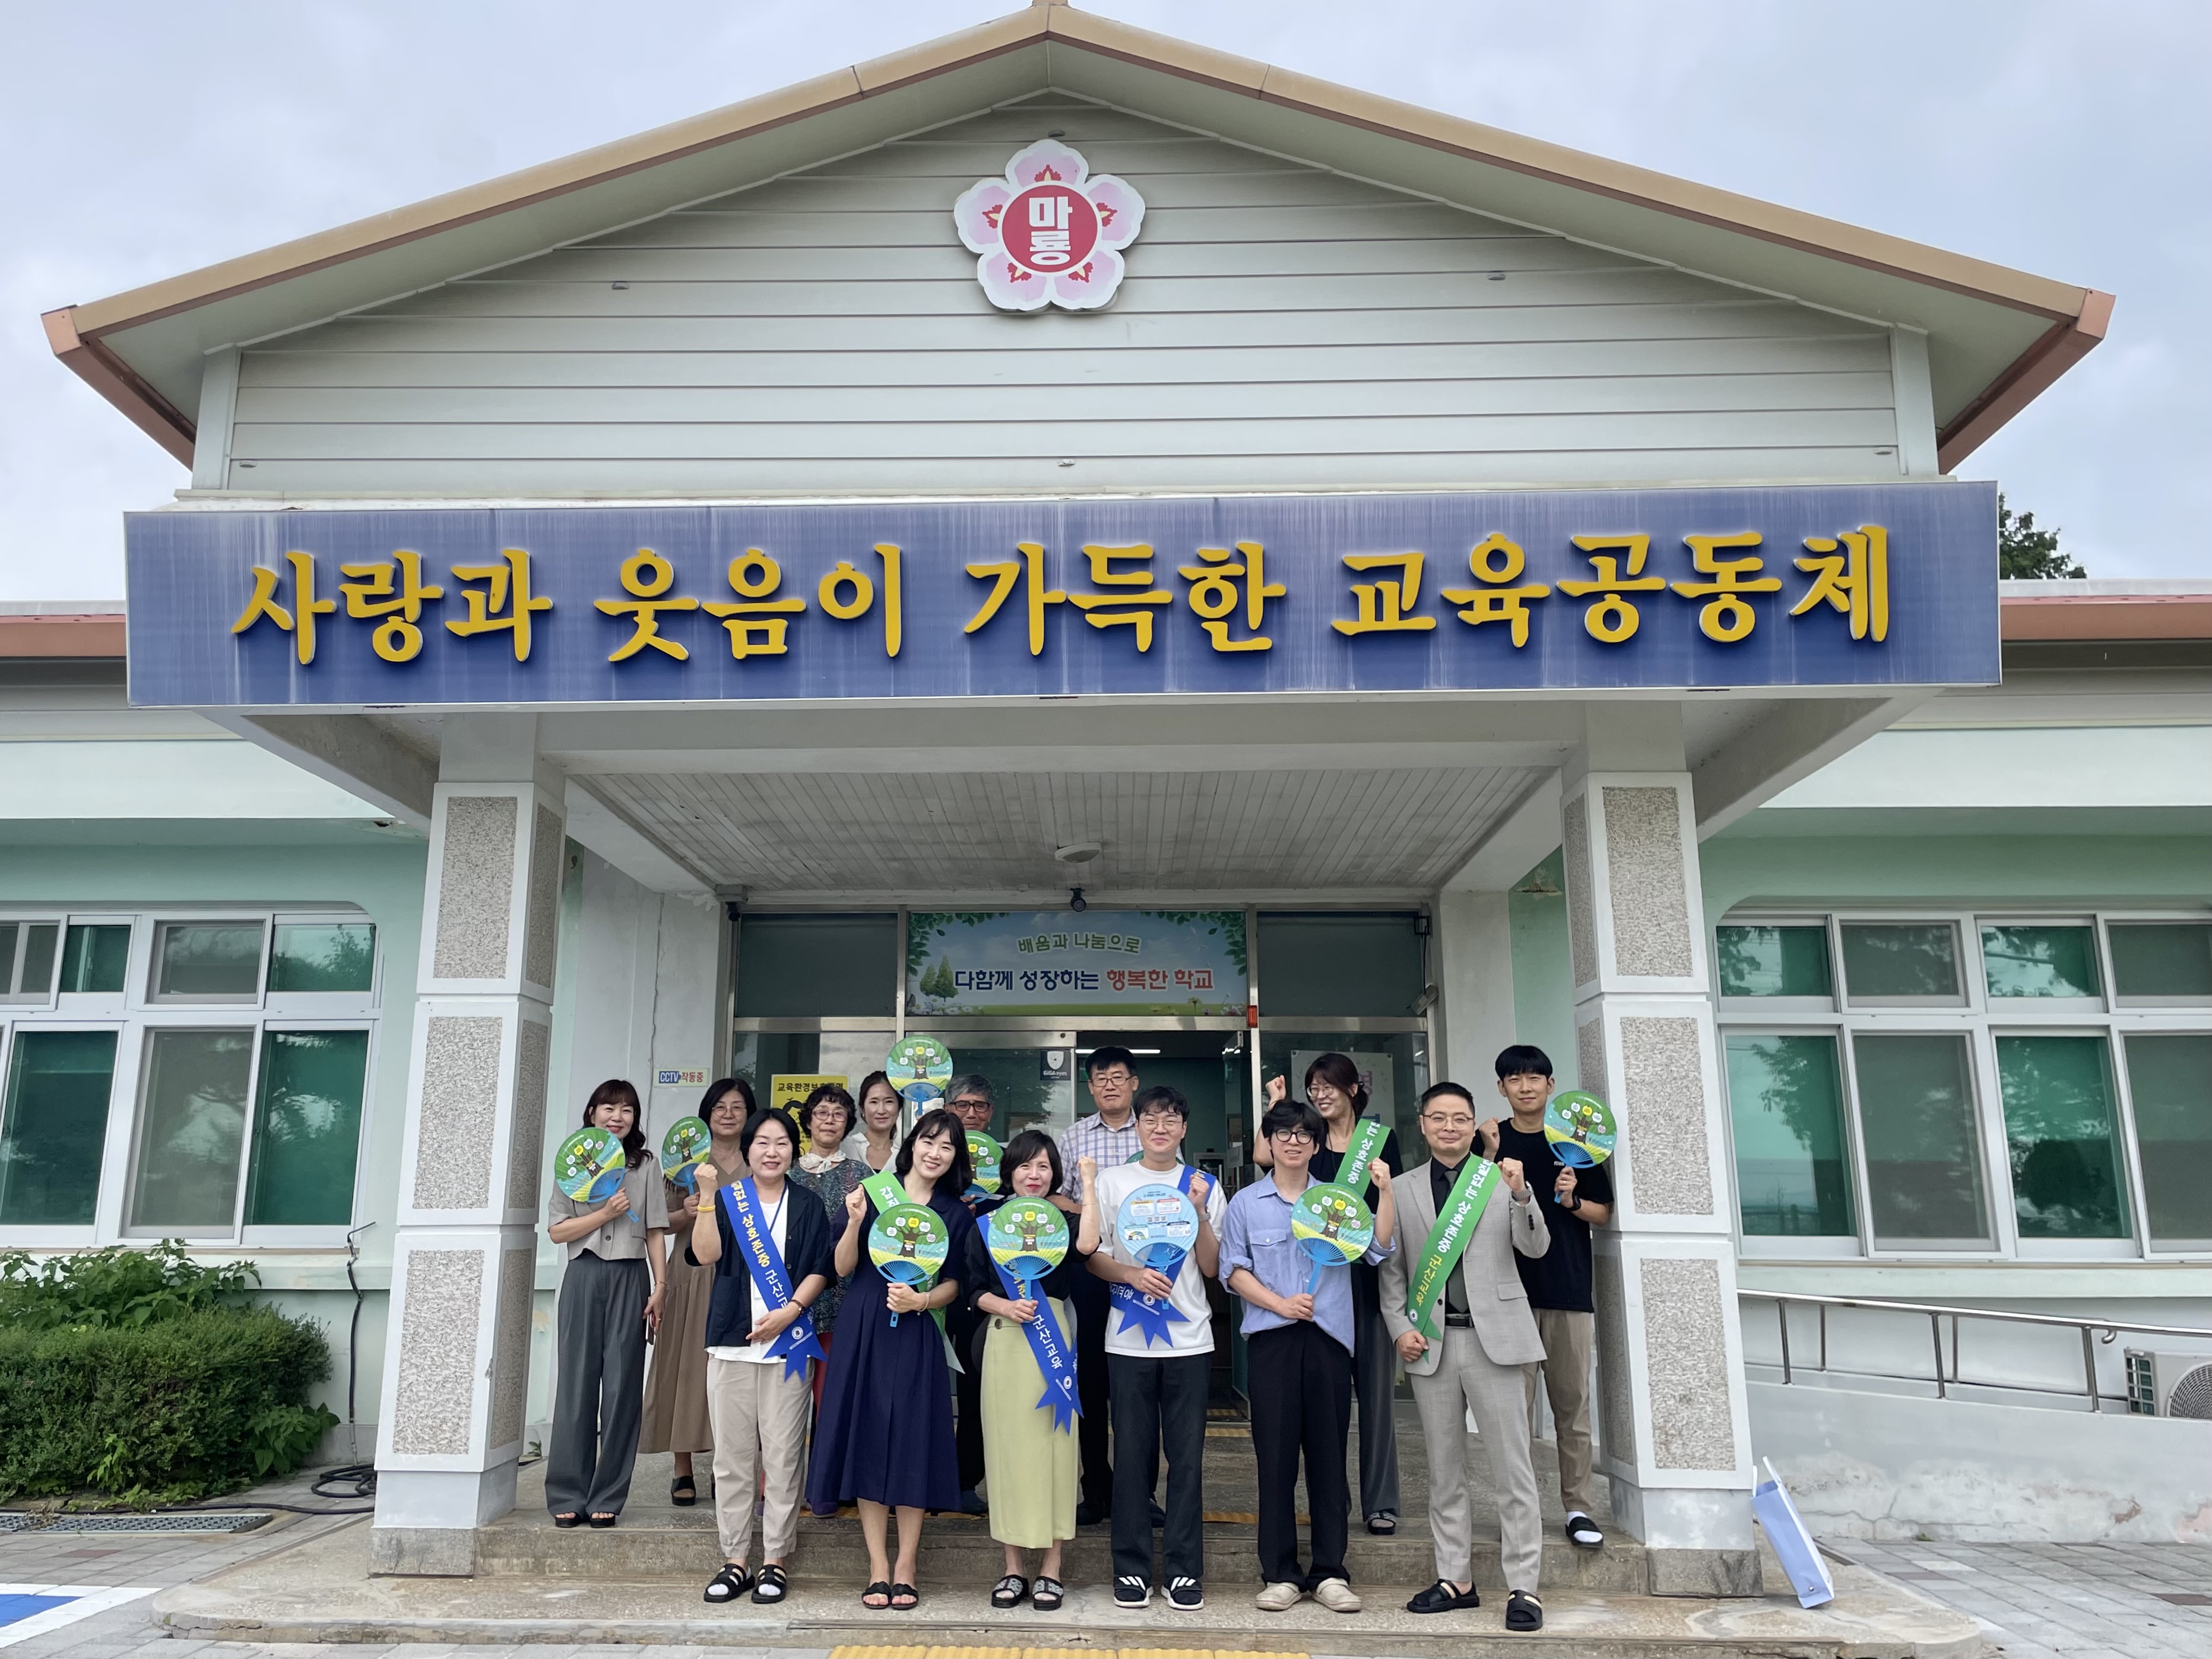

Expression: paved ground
xmin=1828 ymin=1538 xmax=2212 ymax=1659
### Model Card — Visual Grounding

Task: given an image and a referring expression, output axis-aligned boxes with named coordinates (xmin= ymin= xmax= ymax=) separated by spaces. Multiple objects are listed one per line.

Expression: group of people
xmin=541 ymin=1042 xmax=1611 ymax=1635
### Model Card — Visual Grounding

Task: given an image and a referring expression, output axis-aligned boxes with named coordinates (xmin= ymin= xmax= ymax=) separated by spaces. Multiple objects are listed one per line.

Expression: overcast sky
xmin=4 ymin=0 xmax=2204 ymax=601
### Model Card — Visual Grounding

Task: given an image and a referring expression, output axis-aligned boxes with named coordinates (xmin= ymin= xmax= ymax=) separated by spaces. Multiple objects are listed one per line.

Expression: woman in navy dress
xmin=806 ymin=1106 xmax=977 ymax=1612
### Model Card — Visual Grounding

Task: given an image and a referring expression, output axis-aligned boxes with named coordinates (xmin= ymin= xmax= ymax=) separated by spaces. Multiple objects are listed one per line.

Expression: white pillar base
xmin=369 ymin=1464 xmax=519 ymax=1575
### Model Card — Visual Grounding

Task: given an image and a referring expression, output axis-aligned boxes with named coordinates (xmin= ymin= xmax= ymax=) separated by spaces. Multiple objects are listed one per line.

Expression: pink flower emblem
xmin=953 ymin=138 xmax=1146 ymax=312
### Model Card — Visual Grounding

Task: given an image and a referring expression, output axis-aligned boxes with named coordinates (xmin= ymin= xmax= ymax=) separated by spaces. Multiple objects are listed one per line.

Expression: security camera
xmin=1069 ymin=887 xmax=1088 ymax=913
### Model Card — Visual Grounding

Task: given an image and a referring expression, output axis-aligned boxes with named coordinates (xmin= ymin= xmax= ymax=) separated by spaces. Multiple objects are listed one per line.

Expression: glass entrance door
xmin=935 ymin=1033 xmax=1081 ymax=1144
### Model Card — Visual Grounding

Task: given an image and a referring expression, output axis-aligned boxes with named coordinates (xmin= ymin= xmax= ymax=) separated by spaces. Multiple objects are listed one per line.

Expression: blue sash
xmin=1110 ymin=1163 xmax=1198 ymax=1349
xmin=991 ymin=1257 xmax=1081 ymax=1432
xmin=721 ymin=1179 xmax=828 ymax=1382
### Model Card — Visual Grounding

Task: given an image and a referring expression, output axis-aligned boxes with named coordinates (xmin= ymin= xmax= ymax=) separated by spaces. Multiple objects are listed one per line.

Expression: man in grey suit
xmin=1380 ymin=1080 xmax=1550 ymax=1632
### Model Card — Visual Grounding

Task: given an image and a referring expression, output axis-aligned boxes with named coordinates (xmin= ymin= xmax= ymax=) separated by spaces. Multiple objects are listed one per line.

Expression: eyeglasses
xmin=1136 ymin=1110 xmax=1183 ymax=1126
xmin=1090 ymin=1071 xmax=1135 ymax=1085
xmin=1270 ymin=1128 xmax=1316 ymax=1146
xmin=1421 ymin=1113 xmax=1476 ymax=1130
xmin=950 ymin=1099 xmax=990 ymax=1112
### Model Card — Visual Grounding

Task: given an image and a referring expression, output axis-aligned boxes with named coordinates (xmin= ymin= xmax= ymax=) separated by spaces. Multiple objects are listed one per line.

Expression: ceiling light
xmin=1054 ymin=842 xmax=1103 ymax=865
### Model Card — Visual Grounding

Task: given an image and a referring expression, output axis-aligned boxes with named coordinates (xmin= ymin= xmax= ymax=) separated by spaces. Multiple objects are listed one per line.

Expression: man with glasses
xmin=1083 ymin=1084 xmax=1223 ymax=1611
xmin=1217 ymin=1096 xmax=1397 ymax=1614
xmin=1380 ymin=1081 xmax=1549 ymax=1632
xmin=946 ymin=1074 xmax=998 ymax=1515
xmin=1054 ymin=1045 xmax=1144 ymax=1524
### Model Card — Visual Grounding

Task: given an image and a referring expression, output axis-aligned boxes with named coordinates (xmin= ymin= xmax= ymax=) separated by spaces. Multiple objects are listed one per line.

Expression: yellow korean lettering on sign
xmin=965 ymin=541 xmax=1067 ymax=656
xmin=1332 ymin=552 xmax=1436 ymax=635
xmin=446 ymin=550 xmax=553 ymax=661
xmin=1439 ymin=533 xmax=1550 ymax=647
xmin=1068 ymin=544 xmax=1172 ymax=652
xmin=1792 ymin=525 xmax=1890 ymax=641
xmin=231 ymin=550 xmax=337 ymax=665
xmin=595 ymin=549 xmax=698 ymax=662
xmin=337 ymin=550 xmax=443 ymax=662
xmin=1178 ymin=542 xmax=1284 ymax=652
xmin=1557 ymin=535 xmax=1665 ymax=643
xmin=1672 ymin=531 xmax=1782 ymax=643
xmin=816 ymin=544 xmax=904 ymax=658
xmin=703 ymin=550 xmax=806 ymax=659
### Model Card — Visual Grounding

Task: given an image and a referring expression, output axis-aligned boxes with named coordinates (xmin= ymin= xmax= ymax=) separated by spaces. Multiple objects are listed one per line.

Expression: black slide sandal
xmin=752 ymin=1563 xmax=789 ymax=1604
xmin=890 ymin=1582 xmax=920 ymax=1610
xmin=991 ymin=1574 xmax=1029 ymax=1609
xmin=703 ymin=1562 xmax=750 ymax=1604
xmin=862 ymin=1580 xmax=893 ymax=1610
xmin=671 ymin=1474 xmax=697 ymax=1506
xmin=1032 ymin=1576 xmax=1064 ymax=1610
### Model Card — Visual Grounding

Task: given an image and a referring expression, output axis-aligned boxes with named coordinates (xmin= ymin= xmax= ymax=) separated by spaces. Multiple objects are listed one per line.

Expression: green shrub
xmin=0 ymin=1251 xmax=338 ymax=1502
xmin=0 ymin=1241 xmax=258 ymax=1330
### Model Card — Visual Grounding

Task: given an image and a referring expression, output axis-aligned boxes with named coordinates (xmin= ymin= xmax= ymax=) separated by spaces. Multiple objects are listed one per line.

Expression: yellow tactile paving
xmin=832 ymin=1650 xmax=1307 ymax=1659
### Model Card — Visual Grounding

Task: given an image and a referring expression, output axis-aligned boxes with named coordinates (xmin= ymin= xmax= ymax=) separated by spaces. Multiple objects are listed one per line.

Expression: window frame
xmin=0 ymin=915 xmax=66 ymax=1009
xmin=0 ymin=905 xmax=381 ymax=1250
xmin=1715 ymin=905 xmax=2212 ymax=1265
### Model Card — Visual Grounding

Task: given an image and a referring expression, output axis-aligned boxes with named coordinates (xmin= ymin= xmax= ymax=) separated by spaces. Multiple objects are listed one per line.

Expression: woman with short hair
xmin=642 ymin=1077 xmax=752 ymax=1507
xmin=692 ymin=1106 xmax=834 ymax=1606
xmin=968 ymin=1129 xmax=1090 ymax=1610
xmin=545 ymin=1078 xmax=668 ymax=1528
xmin=791 ymin=1084 xmax=866 ymax=1420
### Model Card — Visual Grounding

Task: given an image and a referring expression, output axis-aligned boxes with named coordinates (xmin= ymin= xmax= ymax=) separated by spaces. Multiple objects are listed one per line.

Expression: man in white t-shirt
xmin=1084 ymin=1084 xmax=1225 ymax=1613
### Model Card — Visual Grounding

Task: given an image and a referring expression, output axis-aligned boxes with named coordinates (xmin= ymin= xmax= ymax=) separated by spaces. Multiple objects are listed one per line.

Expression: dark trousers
xmin=1071 ymin=1271 xmax=1114 ymax=1514
xmin=1246 ymin=1321 xmax=1354 ymax=1590
xmin=1109 ymin=1350 xmax=1209 ymax=1585
xmin=1349 ymin=1261 xmax=1402 ymax=1520
xmin=546 ymin=1252 xmax=649 ymax=1518
xmin=954 ymin=1311 xmax=987 ymax=1493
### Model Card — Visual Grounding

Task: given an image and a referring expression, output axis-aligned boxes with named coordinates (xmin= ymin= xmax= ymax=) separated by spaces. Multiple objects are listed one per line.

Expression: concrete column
xmin=1434 ymin=887 xmax=1516 ymax=1090
xmin=372 ymin=714 xmax=565 ymax=1575
xmin=1560 ymin=708 xmax=1759 ymax=1595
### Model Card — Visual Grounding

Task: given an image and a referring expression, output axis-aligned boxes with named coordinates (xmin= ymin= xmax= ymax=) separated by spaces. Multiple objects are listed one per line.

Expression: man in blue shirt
xmin=1218 ymin=1096 xmax=1396 ymax=1614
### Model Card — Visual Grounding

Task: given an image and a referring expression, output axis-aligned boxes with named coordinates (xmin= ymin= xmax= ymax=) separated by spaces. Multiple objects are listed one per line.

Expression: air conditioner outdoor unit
xmin=2125 ymin=1350 xmax=2212 ymax=1419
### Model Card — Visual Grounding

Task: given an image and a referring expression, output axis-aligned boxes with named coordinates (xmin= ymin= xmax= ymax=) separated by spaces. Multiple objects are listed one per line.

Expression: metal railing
xmin=1740 ymin=1289 xmax=2212 ymax=1413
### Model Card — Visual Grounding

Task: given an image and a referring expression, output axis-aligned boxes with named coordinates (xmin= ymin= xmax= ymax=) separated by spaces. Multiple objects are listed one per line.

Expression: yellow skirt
xmin=981 ymin=1297 xmax=1080 ymax=1549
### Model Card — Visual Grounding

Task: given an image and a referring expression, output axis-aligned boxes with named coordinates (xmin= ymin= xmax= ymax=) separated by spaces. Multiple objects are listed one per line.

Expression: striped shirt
xmin=1056 ymin=1111 xmax=1143 ymax=1206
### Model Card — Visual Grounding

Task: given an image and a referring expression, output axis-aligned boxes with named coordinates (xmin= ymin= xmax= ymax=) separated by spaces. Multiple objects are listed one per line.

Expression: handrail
xmin=1744 ymin=1288 xmax=2212 ymax=1341
xmin=1739 ymin=1288 xmax=2212 ymax=1413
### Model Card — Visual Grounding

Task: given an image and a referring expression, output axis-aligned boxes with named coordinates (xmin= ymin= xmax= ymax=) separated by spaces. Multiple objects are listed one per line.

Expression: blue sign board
xmin=123 ymin=483 xmax=1996 ymax=706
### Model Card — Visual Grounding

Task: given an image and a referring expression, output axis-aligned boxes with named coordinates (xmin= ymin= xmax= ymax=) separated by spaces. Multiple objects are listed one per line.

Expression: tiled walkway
xmin=1831 ymin=1537 xmax=2212 ymax=1659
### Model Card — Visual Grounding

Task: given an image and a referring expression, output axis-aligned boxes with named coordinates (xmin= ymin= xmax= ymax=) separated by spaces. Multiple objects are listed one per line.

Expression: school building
xmin=13 ymin=0 xmax=2205 ymax=1583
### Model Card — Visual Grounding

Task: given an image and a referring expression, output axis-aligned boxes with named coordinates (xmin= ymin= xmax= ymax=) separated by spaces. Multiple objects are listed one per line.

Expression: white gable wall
xmin=222 ymin=96 xmax=1917 ymax=496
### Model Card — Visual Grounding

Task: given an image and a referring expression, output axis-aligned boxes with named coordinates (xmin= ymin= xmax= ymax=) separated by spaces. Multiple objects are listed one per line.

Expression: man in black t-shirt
xmin=1479 ymin=1044 xmax=1611 ymax=1550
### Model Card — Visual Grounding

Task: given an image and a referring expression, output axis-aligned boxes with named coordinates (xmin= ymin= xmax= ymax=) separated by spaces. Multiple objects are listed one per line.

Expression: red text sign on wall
xmin=954 ymin=139 xmax=1146 ymax=311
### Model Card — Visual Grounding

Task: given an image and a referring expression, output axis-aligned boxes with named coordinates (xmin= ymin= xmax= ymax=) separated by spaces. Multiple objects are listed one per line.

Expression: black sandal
xmin=861 ymin=1580 xmax=893 ymax=1610
xmin=1032 ymin=1575 xmax=1065 ymax=1610
xmin=552 ymin=1511 xmax=582 ymax=1528
xmin=752 ymin=1563 xmax=789 ymax=1604
xmin=890 ymin=1582 xmax=920 ymax=1610
xmin=671 ymin=1474 xmax=698 ymax=1506
xmin=588 ymin=1512 xmax=618 ymax=1528
xmin=703 ymin=1562 xmax=750 ymax=1604
xmin=991 ymin=1574 xmax=1030 ymax=1609
xmin=1367 ymin=1511 xmax=1397 ymax=1535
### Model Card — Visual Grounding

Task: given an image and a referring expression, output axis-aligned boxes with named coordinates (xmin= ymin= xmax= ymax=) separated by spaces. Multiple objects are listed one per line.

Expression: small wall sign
xmin=954 ymin=138 xmax=1145 ymax=312
xmin=656 ymin=1068 xmax=708 ymax=1087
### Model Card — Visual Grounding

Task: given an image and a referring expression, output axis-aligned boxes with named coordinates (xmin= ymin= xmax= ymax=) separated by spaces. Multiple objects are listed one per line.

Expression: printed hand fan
xmin=986 ymin=1196 xmax=1067 ymax=1299
xmin=886 ymin=1035 xmax=954 ymax=1108
xmin=1291 ymin=1182 xmax=1374 ymax=1292
xmin=661 ymin=1115 xmax=712 ymax=1190
xmin=554 ymin=1127 xmax=632 ymax=1218
xmin=1544 ymin=1090 xmax=1617 ymax=1168
xmin=867 ymin=1200 xmax=950 ymax=1327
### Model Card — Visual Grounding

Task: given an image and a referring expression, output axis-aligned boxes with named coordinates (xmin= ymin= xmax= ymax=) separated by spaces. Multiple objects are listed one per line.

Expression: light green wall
xmin=1700 ymin=829 xmax=2212 ymax=927
xmin=1507 ymin=847 xmax=1579 ymax=1092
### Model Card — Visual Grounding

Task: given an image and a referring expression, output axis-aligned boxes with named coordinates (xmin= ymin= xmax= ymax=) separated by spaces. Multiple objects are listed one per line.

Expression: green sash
xmin=1404 ymin=1156 xmax=1501 ymax=1341
xmin=1338 ymin=1116 xmax=1388 ymax=1193
xmin=860 ymin=1170 xmax=957 ymax=1360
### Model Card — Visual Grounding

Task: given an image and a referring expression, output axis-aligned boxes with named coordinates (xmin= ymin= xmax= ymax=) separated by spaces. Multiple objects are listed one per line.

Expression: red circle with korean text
xmin=1002 ymin=183 xmax=1099 ymax=273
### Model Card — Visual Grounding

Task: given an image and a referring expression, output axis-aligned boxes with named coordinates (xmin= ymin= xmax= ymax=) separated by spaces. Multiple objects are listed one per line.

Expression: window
xmin=1723 ymin=1033 xmax=1852 ymax=1236
xmin=1 ymin=922 xmax=61 ymax=1004
xmin=0 ymin=1030 xmax=119 ymax=1224
xmin=0 ymin=909 xmax=378 ymax=1243
xmin=153 ymin=921 xmax=266 ymax=1003
xmin=1717 ymin=910 xmax=2212 ymax=1260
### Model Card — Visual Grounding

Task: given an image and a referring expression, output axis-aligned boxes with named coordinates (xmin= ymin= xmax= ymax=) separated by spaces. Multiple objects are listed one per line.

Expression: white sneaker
xmin=1255 ymin=1580 xmax=1303 ymax=1612
xmin=1312 ymin=1577 xmax=1362 ymax=1613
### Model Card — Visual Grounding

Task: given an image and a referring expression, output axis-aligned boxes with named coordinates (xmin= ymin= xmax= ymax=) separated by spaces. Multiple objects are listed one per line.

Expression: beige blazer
xmin=1379 ymin=1157 xmax=1549 ymax=1372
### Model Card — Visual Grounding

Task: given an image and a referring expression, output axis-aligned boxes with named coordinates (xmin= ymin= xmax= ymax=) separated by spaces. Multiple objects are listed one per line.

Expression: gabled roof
xmin=45 ymin=0 xmax=2108 ymax=473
